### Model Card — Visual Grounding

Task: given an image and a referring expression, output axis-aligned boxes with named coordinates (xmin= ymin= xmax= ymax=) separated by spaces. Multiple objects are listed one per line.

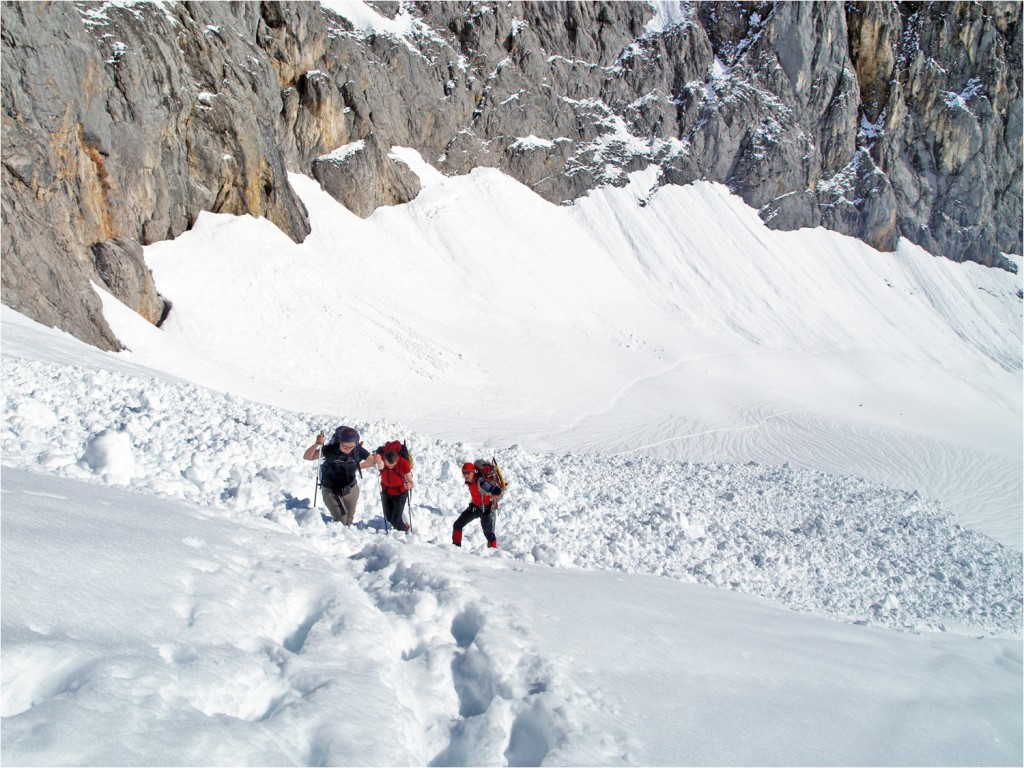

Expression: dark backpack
xmin=474 ymin=458 xmax=506 ymax=497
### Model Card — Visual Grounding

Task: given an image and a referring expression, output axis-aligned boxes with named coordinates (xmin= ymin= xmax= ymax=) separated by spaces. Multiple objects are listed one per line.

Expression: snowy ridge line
xmin=3 ymin=353 xmax=1021 ymax=635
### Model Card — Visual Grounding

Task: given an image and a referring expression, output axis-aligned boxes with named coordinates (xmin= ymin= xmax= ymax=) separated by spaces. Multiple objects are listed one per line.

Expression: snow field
xmin=1 ymin=142 xmax=1021 ymax=764
xmin=102 ymin=162 xmax=1022 ymax=550
xmin=4 ymin=348 xmax=1020 ymax=635
xmin=3 ymin=468 xmax=1020 ymax=766
xmin=0 ymin=468 xmax=612 ymax=765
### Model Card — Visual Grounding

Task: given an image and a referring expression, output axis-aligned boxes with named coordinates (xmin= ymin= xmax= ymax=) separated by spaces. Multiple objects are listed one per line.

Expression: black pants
xmin=453 ymin=504 xmax=496 ymax=545
xmin=381 ymin=491 xmax=409 ymax=530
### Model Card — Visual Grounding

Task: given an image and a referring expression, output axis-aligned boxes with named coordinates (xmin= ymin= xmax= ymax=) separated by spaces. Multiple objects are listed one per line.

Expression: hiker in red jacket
xmin=452 ymin=461 xmax=504 ymax=549
xmin=374 ymin=442 xmax=414 ymax=532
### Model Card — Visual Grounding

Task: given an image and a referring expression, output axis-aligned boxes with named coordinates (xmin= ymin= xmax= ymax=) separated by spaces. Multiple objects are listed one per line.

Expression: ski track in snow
xmin=608 ymin=405 xmax=816 ymax=455
xmin=3 ymin=352 xmax=1020 ymax=637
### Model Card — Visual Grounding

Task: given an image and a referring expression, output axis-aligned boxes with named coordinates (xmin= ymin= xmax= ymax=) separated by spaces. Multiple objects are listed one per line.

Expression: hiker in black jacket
xmin=304 ymin=426 xmax=376 ymax=525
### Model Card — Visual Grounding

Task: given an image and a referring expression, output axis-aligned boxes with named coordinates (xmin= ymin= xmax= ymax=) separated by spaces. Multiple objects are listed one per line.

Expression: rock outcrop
xmin=1 ymin=1 xmax=1020 ymax=349
xmin=311 ymin=134 xmax=422 ymax=218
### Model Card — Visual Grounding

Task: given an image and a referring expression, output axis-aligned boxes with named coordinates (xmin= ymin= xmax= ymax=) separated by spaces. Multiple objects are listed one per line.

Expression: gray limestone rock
xmin=91 ymin=237 xmax=166 ymax=326
xmin=2 ymin=1 xmax=310 ymax=349
xmin=311 ymin=134 xmax=422 ymax=218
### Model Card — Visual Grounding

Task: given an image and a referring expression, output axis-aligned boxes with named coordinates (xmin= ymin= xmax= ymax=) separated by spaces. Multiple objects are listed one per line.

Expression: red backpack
xmin=377 ymin=440 xmax=414 ymax=468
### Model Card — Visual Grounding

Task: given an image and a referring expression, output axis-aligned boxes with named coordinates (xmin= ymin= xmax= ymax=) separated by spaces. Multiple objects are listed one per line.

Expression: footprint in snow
xmin=348 ymin=540 xmax=568 ymax=766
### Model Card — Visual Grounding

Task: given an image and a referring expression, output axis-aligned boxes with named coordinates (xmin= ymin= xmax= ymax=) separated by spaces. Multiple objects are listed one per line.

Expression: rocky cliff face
xmin=2 ymin=1 xmax=1020 ymax=350
xmin=2 ymin=2 xmax=311 ymax=348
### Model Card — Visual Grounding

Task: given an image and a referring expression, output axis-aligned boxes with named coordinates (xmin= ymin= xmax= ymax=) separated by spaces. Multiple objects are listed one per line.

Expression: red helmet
xmin=461 ymin=462 xmax=476 ymax=473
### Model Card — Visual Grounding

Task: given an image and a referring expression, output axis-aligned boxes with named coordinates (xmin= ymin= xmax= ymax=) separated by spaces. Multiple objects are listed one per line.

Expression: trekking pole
xmin=406 ymin=437 xmax=413 ymax=533
xmin=314 ymin=444 xmax=323 ymax=508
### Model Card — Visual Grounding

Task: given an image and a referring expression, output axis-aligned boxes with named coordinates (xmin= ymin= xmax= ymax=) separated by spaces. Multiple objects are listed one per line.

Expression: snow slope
xmin=3 ymin=309 xmax=1020 ymax=635
xmin=97 ymin=157 xmax=1021 ymax=550
xmin=2 ymin=463 xmax=1020 ymax=766
xmin=2 ymin=143 xmax=1022 ymax=765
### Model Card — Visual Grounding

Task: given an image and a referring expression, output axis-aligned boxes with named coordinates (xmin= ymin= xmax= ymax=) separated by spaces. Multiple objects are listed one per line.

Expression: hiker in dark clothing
xmin=304 ymin=426 xmax=376 ymax=525
xmin=373 ymin=443 xmax=414 ymax=531
xmin=452 ymin=461 xmax=504 ymax=549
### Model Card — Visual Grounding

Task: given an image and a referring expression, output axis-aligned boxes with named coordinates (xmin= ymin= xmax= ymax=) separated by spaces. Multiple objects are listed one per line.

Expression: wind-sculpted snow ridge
xmin=3 ymin=354 xmax=1021 ymax=636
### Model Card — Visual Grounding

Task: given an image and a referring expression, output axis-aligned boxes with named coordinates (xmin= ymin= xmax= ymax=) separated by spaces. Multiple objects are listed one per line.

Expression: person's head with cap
xmin=332 ymin=426 xmax=360 ymax=451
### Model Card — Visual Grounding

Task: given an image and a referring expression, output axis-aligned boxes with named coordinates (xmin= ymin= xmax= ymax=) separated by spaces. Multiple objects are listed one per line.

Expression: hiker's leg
xmin=322 ymin=488 xmax=345 ymax=522
xmin=481 ymin=509 xmax=497 ymax=548
xmin=383 ymin=493 xmax=406 ymax=530
xmin=341 ymin=485 xmax=360 ymax=526
xmin=452 ymin=505 xmax=477 ymax=545
xmin=391 ymin=493 xmax=409 ymax=530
